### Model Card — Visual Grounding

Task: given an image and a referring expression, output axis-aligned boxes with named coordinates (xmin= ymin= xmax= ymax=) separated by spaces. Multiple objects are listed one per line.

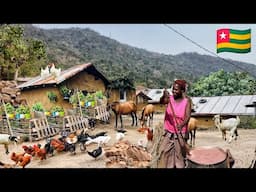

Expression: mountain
xmin=22 ymin=24 xmax=256 ymax=88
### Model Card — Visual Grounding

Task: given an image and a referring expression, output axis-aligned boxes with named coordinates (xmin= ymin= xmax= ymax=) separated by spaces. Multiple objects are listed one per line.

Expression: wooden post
xmin=1 ymin=99 xmax=13 ymax=136
xmin=76 ymin=89 xmax=83 ymax=117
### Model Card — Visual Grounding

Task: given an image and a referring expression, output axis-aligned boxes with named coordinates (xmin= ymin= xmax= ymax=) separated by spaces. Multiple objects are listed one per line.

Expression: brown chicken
xmin=33 ymin=144 xmax=47 ymax=160
xmin=11 ymin=152 xmax=25 ymax=165
xmin=50 ymin=138 xmax=65 ymax=152
xmin=145 ymin=128 xmax=153 ymax=141
xmin=22 ymin=145 xmax=35 ymax=156
xmin=10 ymin=152 xmax=32 ymax=168
xmin=18 ymin=154 xmax=32 ymax=168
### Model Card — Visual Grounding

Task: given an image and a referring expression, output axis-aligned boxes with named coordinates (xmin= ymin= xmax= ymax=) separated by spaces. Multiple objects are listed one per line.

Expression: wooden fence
xmin=62 ymin=115 xmax=89 ymax=133
xmin=29 ymin=117 xmax=58 ymax=142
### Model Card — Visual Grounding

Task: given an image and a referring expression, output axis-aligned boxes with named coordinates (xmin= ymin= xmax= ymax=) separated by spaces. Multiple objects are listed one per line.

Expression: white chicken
xmin=115 ymin=132 xmax=125 ymax=142
xmin=49 ymin=63 xmax=61 ymax=77
xmin=40 ymin=66 xmax=50 ymax=77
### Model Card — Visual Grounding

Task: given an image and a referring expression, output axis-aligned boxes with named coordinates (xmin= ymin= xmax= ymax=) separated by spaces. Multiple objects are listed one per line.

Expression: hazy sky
xmin=33 ymin=24 xmax=256 ymax=65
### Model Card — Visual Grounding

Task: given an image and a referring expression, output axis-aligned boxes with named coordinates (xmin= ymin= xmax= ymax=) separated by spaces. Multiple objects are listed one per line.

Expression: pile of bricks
xmin=104 ymin=140 xmax=151 ymax=168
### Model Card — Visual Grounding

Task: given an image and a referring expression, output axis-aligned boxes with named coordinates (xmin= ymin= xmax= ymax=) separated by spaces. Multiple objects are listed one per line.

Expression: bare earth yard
xmin=0 ymin=114 xmax=255 ymax=168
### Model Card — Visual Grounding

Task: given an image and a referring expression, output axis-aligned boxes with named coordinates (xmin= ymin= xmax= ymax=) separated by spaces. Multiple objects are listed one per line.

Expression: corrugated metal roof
xmin=191 ymin=95 xmax=256 ymax=116
xmin=17 ymin=63 xmax=97 ymax=89
xmin=144 ymin=88 xmax=256 ymax=116
xmin=146 ymin=88 xmax=172 ymax=103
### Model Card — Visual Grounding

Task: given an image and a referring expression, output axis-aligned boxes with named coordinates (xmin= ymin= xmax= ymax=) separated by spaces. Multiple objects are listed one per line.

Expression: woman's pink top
xmin=164 ymin=95 xmax=188 ymax=134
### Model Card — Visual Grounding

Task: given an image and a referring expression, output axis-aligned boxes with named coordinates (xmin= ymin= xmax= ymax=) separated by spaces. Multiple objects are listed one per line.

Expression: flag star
xmin=219 ymin=32 xmax=227 ymax=39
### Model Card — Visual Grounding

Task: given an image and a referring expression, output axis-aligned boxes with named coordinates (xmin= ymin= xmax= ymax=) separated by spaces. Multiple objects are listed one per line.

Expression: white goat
xmin=0 ymin=134 xmax=20 ymax=154
xmin=85 ymin=135 xmax=111 ymax=146
xmin=213 ymin=115 xmax=240 ymax=143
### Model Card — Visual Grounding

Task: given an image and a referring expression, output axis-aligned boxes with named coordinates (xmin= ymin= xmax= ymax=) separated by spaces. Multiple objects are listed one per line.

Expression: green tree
xmin=188 ymin=69 xmax=256 ymax=96
xmin=0 ymin=24 xmax=47 ymax=80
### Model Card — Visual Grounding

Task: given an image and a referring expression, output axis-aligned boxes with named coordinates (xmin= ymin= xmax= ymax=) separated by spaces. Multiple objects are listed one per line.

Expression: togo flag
xmin=216 ymin=28 xmax=251 ymax=53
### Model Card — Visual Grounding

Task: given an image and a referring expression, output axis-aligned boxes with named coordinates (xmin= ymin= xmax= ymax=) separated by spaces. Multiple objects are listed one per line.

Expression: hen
xmin=33 ymin=144 xmax=47 ymax=160
xmin=22 ymin=145 xmax=35 ymax=156
xmin=11 ymin=152 xmax=25 ymax=165
xmin=50 ymin=138 xmax=65 ymax=152
xmin=145 ymin=128 xmax=153 ymax=141
xmin=87 ymin=146 xmax=104 ymax=160
xmin=10 ymin=152 xmax=32 ymax=168
xmin=18 ymin=154 xmax=32 ymax=168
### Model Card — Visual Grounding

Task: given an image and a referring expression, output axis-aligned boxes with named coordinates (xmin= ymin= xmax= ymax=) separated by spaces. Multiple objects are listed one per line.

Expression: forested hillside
xmin=22 ymin=24 xmax=256 ymax=88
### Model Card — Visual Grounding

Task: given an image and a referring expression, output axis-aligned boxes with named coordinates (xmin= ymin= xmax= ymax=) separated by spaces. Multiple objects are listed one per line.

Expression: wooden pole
xmin=1 ymin=99 xmax=14 ymax=136
xmin=77 ymin=89 xmax=83 ymax=117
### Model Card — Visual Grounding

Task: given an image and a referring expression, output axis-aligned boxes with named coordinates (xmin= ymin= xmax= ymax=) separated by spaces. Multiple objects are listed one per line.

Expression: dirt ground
xmin=0 ymin=113 xmax=255 ymax=168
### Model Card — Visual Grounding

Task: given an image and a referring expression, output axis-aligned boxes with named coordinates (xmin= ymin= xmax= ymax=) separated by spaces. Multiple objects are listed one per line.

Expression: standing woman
xmin=158 ymin=79 xmax=191 ymax=168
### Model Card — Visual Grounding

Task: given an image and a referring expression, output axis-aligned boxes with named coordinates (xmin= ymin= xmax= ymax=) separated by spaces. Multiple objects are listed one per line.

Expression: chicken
xmin=10 ymin=152 xmax=32 ymax=168
xmin=50 ymin=138 xmax=65 ymax=152
xmin=18 ymin=154 xmax=32 ymax=168
xmin=22 ymin=145 xmax=35 ymax=156
xmin=116 ymin=132 xmax=125 ymax=142
xmin=116 ymin=129 xmax=127 ymax=133
xmin=145 ymin=128 xmax=153 ymax=141
xmin=33 ymin=144 xmax=47 ymax=160
xmin=137 ymin=127 xmax=148 ymax=133
xmin=65 ymin=134 xmax=78 ymax=144
xmin=87 ymin=146 xmax=104 ymax=160
xmin=10 ymin=152 xmax=25 ymax=165
xmin=44 ymin=142 xmax=55 ymax=156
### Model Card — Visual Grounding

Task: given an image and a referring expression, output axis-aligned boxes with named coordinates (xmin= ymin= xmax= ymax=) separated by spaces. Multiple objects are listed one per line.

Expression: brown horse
xmin=187 ymin=117 xmax=198 ymax=147
xmin=139 ymin=104 xmax=155 ymax=128
xmin=110 ymin=101 xmax=137 ymax=129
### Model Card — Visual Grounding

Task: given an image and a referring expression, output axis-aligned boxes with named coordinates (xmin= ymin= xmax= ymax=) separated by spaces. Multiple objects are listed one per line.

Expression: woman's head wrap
xmin=174 ymin=79 xmax=187 ymax=91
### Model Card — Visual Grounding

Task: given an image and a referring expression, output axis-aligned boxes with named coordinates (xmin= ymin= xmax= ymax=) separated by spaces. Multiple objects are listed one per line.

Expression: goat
xmin=187 ymin=117 xmax=198 ymax=147
xmin=212 ymin=115 xmax=240 ymax=143
xmin=0 ymin=134 xmax=20 ymax=154
xmin=85 ymin=135 xmax=111 ymax=146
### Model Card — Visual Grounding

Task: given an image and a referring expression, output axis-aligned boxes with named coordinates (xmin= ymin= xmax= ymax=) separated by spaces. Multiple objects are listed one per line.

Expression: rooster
xmin=33 ymin=144 xmax=47 ymax=160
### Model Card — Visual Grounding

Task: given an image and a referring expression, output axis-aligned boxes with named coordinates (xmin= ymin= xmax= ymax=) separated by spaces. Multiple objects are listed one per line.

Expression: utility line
xmin=163 ymin=24 xmax=256 ymax=79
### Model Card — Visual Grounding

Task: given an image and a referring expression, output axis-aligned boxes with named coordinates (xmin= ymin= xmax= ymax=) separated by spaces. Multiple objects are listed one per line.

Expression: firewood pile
xmin=104 ymin=140 xmax=152 ymax=168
